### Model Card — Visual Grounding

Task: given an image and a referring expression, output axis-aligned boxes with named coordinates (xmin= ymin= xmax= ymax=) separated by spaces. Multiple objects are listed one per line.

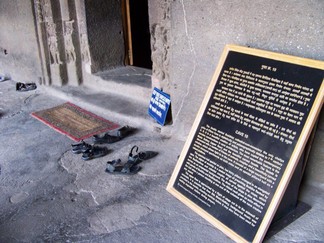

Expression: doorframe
xmin=122 ymin=0 xmax=133 ymax=65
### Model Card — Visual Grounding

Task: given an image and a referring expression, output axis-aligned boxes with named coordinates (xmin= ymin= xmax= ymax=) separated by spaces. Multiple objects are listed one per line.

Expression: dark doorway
xmin=124 ymin=0 xmax=152 ymax=69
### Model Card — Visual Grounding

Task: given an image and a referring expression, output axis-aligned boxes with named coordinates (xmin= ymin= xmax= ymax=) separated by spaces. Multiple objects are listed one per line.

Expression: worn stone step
xmin=82 ymin=66 xmax=153 ymax=105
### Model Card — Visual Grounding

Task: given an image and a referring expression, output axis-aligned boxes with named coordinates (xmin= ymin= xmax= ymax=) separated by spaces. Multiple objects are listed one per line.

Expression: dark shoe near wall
xmin=16 ymin=82 xmax=37 ymax=91
xmin=105 ymin=145 xmax=158 ymax=175
xmin=92 ymin=133 xmax=121 ymax=144
xmin=92 ymin=126 xmax=136 ymax=144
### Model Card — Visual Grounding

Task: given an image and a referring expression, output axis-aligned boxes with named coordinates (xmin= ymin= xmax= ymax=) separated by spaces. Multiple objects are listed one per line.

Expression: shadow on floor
xmin=95 ymin=66 xmax=152 ymax=88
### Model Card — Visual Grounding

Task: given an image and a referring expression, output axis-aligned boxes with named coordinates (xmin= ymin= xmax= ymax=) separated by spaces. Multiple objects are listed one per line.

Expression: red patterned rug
xmin=31 ymin=102 xmax=119 ymax=141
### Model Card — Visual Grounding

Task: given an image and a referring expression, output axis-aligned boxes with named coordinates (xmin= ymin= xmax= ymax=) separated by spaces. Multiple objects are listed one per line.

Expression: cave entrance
xmin=123 ymin=0 xmax=152 ymax=69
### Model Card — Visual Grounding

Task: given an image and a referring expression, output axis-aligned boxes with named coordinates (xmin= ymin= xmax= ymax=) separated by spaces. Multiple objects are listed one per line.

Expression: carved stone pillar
xmin=149 ymin=0 xmax=171 ymax=93
xmin=33 ymin=0 xmax=83 ymax=86
xmin=34 ymin=0 xmax=126 ymax=85
xmin=34 ymin=0 xmax=52 ymax=85
xmin=60 ymin=0 xmax=82 ymax=86
xmin=74 ymin=0 xmax=91 ymax=74
xmin=34 ymin=0 xmax=66 ymax=85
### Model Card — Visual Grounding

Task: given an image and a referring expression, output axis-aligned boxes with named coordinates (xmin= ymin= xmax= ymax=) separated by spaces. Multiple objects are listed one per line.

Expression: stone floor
xmin=0 ymin=78 xmax=323 ymax=242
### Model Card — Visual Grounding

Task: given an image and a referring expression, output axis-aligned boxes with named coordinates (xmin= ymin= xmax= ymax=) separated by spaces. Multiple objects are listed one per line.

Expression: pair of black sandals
xmin=71 ymin=126 xmax=158 ymax=174
xmin=105 ymin=145 xmax=158 ymax=175
xmin=71 ymin=126 xmax=135 ymax=160
xmin=92 ymin=125 xmax=136 ymax=144
xmin=71 ymin=143 xmax=157 ymax=174
xmin=71 ymin=140 xmax=109 ymax=160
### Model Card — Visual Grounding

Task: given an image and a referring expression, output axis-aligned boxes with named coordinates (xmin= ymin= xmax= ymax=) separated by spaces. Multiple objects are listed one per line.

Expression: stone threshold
xmin=82 ymin=66 xmax=153 ymax=105
xmin=42 ymin=79 xmax=156 ymax=132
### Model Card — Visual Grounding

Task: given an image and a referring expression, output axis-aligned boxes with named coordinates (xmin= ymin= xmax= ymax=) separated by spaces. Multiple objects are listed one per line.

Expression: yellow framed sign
xmin=167 ymin=45 xmax=324 ymax=243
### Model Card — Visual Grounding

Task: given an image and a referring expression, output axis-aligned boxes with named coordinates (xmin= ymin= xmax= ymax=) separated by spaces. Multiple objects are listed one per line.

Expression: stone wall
xmin=0 ymin=0 xmax=322 ymax=140
xmin=0 ymin=1 xmax=42 ymax=83
xmin=165 ymin=0 xmax=324 ymax=140
xmin=0 ymin=0 xmax=125 ymax=86
xmin=84 ymin=0 xmax=124 ymax=73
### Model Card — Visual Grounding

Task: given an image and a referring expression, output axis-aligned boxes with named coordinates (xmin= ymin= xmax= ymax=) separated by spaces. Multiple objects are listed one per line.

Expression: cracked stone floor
xmin=0 ymin=80 xmax=324 ymax=242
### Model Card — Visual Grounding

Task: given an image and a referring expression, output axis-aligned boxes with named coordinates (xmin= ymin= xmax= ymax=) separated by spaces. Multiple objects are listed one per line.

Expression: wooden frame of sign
xmin=167 ymin=44 xmax=324 ymax=243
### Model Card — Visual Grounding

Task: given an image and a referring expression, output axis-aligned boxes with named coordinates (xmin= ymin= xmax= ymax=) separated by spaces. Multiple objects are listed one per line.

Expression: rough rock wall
xmin=168 ymin=0 xmax=324 ymax=140
xmin=0 ymin=1 xmax=42 ymax=83
xmin=148 ymin=0 xmax=171 ymax=93
xmin=0 ymin=0 xmax=124 ymax=85
xmin=84 ymin=0 xmax=124 ymax=73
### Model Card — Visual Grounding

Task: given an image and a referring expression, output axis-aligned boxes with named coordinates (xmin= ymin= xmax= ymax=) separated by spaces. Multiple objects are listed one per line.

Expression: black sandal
xmin=128 ymin=145 xmax=158 ymax=165
xmin=105 ymin=146 xmax=158 ymax=175
xmin=92 ymin=126 xmax=136 ymax=144
xmin=16 ymin=82 xmax=37 ymax=91
xmin=105 ymin=158 xmax=141 ymax=175
xmin=82 ymin=146 xmax=109 ymax=161
xmin=117 ymin=126 xmax=136 ymax=139
xmin=71 ymin=140 xmax=92 ymax=154
xmin=92 ymin=133 xmax=121 ymax=144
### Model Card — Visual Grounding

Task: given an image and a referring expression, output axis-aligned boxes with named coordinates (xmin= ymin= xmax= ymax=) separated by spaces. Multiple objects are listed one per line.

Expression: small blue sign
xmin=148 ymin=87 xmax=171 ymax=125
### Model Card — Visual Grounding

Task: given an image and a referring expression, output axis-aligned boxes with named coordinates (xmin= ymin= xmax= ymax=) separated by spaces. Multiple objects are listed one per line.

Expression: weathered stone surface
xmin=89 ymin=203 xmax=152 ymax=234
xmin=168 ymin=0 xmax=324 ymax=140
xmin=10 ymin=192 xmax=29 ymax=204
xmin=0 ymin=80 xmax=323 ymax=242
xmin=0 ymin=1 xmax=323 ymax=242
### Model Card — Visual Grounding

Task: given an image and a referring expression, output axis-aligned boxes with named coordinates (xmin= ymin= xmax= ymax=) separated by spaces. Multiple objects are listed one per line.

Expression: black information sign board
xmin=167 ymin=45 xmax=324 ymax=243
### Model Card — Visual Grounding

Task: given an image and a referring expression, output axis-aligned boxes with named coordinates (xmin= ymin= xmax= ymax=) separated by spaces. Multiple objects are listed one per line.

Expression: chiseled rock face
xmin=84 ymin=0 xmax=125 ymax=73
xmin=303 ymin=111 xmax=324 ymax=186
xmin=0 ymin=1 xmax=42 ymax=83
xmin=167 ymin=1 xmax=324 ymax=140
